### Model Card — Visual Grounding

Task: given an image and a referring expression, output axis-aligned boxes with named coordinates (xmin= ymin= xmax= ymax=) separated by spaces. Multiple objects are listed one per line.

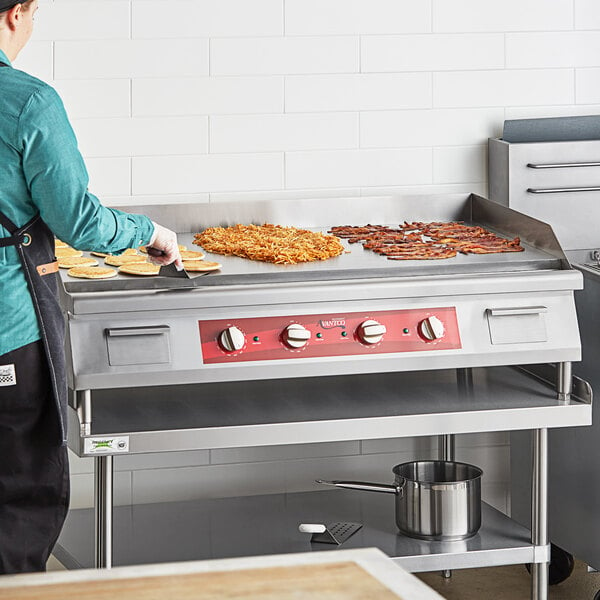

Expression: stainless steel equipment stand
xmin=74 ymin=389 xmax=113 ymax=569
xmin=438 ymin=429 xmax=455 ymax=581
xmin=557 ymin=362 xmax=572 ymax=404
xmin=531 ymin=428 xmax=548 ymax=600
xmin=438 ymin=368 xmax=473 ymax=580
xmin=527 ymin=363 xmax=570 ymax=599
xmin=88 ymin=426 xmax=552 ymax=598
xmin=94 ymin=456 xmax=113 ymax=569
xmin=64 ymin=361 xmax=589 ymax=600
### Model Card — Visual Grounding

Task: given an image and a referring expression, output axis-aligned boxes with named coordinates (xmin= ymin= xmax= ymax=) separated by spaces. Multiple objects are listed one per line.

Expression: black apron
xmin=0 ymin=60 xmax=67 ymax=442
xmin=0 ymin=212 xmax=67 ymax=442
xmin=0 ymin=60 xmax=70 ymax=574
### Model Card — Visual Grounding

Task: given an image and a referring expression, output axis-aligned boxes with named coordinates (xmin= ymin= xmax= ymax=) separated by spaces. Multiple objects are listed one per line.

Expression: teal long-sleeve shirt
xmin=0 ymin=49 xmax=155 ymax=356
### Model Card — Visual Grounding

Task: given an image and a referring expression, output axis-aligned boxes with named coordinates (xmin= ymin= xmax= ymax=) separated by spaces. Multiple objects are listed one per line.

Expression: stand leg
xmin=557 ymin=362 xmax=572 ymax=403
xmin=438 ymin=434 xmax=455 ymax=461
xmin=94 ymin=455 xmax=114 ymax=569
xmin=456 ymin=367 xmax=474 ymax=396
xmin=437 ymin=434 xmax=455 ymax=580
xmin=437 ymin=369 xmax=471 ymax=580
xmin=438 ymin=367 xmax=472 ymax=461
xmin=531 ymin=428 xmax=548 ymax=600
xmin=75 ymin=390 xmax=92 ymax=437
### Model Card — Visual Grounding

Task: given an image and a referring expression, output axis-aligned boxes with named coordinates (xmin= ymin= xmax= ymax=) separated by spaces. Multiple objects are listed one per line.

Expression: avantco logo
xmin=319 ymin=318 xmax=346 ymax=330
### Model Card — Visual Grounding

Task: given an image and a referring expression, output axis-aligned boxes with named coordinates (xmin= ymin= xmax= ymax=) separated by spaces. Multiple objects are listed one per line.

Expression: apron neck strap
xmin=0 ymin=210 xmax=18 ymax=234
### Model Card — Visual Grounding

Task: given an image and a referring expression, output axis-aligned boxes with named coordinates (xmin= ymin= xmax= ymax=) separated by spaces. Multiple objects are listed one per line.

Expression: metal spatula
xmin=146 ymin=247 xmax=191 ymax=278
xmin=158 ymin=260 xmax=192 ymax=279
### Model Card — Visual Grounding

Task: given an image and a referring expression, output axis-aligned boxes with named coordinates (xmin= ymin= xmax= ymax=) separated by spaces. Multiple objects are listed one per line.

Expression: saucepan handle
xmin=316 ymin=479 xmax=399 ymax=494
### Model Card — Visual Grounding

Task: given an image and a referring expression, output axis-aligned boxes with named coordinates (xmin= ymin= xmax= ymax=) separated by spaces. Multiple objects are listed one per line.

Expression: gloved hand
xmin=146 ymin=222 xmax=184 ymax=269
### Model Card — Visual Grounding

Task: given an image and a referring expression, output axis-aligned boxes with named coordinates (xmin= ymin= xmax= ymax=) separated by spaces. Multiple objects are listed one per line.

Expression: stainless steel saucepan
xmin=317 ymin=460 xmax=482 ymax=541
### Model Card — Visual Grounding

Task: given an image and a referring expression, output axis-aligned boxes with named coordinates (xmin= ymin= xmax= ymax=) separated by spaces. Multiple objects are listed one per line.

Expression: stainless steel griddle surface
xmin=58 ymin=230 xmax=560 ymax=293
xmin=58 ymin=194 xmax=566 ymax=293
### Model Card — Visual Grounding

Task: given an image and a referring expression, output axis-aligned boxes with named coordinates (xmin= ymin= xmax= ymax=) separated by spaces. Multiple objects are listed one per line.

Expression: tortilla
xmin=54 ymin=239 xmax=70 ymax=249
xmin=58 ymin=256 xmax=99 ymax=269
xmin=67 ymin=266 xmax=117 ymax=279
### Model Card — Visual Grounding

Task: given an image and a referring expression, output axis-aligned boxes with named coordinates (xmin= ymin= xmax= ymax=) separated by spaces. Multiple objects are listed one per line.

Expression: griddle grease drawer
xmin=486 ymin=306 xmax=547 ymax=345
xmin=105 ymin=325 xmax=171 ymax=366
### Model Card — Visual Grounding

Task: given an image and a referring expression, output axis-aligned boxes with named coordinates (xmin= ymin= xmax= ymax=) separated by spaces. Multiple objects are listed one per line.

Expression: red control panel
xmin=199 ymin=307 xmax=461 ymax=364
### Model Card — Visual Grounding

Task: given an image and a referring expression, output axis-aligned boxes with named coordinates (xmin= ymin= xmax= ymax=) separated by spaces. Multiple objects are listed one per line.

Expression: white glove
xmin=147 ymin=222 xmax=183 ymax=269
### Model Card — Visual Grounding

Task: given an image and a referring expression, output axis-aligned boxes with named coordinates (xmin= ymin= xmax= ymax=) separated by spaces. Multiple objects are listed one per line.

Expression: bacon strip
xmin=328 ymin=221 xmax=524 ymax=261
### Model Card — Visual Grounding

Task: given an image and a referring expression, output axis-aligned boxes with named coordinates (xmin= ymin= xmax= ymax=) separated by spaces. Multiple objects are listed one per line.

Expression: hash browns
xmin=193 ymin=224 xmax=344 ymax=265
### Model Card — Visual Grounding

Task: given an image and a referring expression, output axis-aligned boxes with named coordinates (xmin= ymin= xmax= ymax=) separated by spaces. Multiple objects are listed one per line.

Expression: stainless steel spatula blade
xmin=158 ymin=261 xmax=192 ymax=278
xmin=146 ymin=247 xmax=191 ymax=278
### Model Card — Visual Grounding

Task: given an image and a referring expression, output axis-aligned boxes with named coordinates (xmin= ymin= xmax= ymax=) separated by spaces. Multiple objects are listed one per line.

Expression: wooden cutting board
xmin=0 ymin=561 xmax=404 ymax=600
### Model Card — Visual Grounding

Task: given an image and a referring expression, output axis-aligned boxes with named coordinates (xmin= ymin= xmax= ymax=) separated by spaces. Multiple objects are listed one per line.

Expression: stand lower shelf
xmin=69 ymin=365 xmax=592 ymax=456
xmin=55 ymin=489 xmax=539 ymax=573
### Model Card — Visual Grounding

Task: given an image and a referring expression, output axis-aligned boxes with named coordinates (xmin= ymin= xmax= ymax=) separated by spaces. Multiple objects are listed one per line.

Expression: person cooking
xmin=0 ymin=0 xmax=183 ymax=574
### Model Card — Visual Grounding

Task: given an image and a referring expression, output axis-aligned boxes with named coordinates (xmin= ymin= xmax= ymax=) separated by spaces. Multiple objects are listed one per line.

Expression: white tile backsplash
xmin=433 ymin=69 xmax=574 ymax=108
xmin=32 ymin=0 xmax=595 ymax=502
xmin=72 ymin=116 xmax=209 ymax=158
xmin=132 ymin=76 xmax=283 ymax=117
xmin=285 ymin=0 xmax=431 ymax=35
xmin=116 ymin=450 xmax=210 ymax=472
xmin=70 ymin=472 xmax=132 ymax=510
xmin=55 ymin=39 xmax=210 ymax=79
xmin=285 ymin=148 xmax=432 ymax=189
xmin=12 ymin=41 xmax=53 ymax=81
xmin=360 ymin=108 xmax=503 ymax=148
xmin=210 ymin=113 xmax=358 ymax=153
xmin=132 ymin=153 xmax=283 ymax=194
xmin=362 ymin=34 xmax=505 ymax=73
xmin=132 ymin=0 xmax=283 ymax=39
xmin=433 ymin=145 xmax=487 ymax=184
xmin=86 ymin=157 xmax=131 ymax=196
xmin=576 ymin=68 xmax=600 ymax=104
xmin=131 ymin=451 xmax=417 ymax=503
xmin=285 ymin=73 xmax=432 ymax=112
xmin=506 ymin=32 xmax=600 ymax=69
xmin=38 ymin=1 xmax=131 ymax=41
xmin=53 ymin=80 xmax=131 ymax=119
xmin=211 ymin=37 xmax=359 ymax=76
xmin=31 ymin=0 xmax=595 ymax=205
xmin=433 ymin=0 xmax=573 ymax=33
xmin=576 ymin=0 xmax=600 ymax=30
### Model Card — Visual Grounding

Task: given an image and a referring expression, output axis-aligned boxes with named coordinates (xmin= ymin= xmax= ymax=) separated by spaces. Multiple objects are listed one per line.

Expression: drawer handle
xmin=106 ymin=326 xmax=170 ymax=337
xmin=527 ymin=161 xmax=600 ymax=169
xmin=487 ymin=307 xmax=547 ymax=317
xmin=527 ymin=186 xmax=600 ymax=194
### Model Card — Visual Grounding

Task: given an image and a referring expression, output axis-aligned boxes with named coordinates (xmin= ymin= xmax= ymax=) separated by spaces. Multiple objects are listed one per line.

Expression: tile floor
xmin=418 ymin=561 xmax=600 ymax=600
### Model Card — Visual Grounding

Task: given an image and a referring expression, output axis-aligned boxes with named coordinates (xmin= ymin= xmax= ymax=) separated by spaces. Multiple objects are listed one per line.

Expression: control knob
xmin=357 ymin=320 xmax=387 ymax=345
xmin=418 ymin=316 xmax=445 ymax=341
xmin=218 ymin=326 xmax=246 ymax=352
xmin=282 ymin=324 xmax=311 ymax=349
